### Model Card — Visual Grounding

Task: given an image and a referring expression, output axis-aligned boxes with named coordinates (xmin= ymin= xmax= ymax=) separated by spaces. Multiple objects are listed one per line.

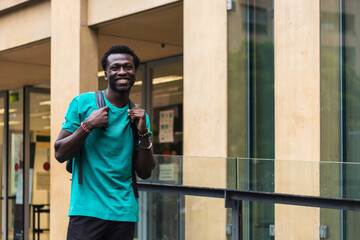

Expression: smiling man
xmin=54 ymin=45 xmax=155 ymax=240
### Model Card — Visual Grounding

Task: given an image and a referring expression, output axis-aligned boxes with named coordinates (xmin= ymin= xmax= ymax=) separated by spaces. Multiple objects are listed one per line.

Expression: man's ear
xmin=104 ymin=71 xmax=108 ymax=81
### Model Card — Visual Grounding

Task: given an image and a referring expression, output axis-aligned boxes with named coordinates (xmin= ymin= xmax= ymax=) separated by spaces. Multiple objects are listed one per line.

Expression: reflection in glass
xmin=320 ymin=1 xmax=342 ymax=238
xmin=141 ymin=155 xmax=360 ymax=198
xmin=341 ymin=1 xmax=360 ymax=239
xmin=151 ymin=61 xmax=183 ymax=156
xmin=0 ymin=97 xmax=4 ymax=239
xmin=228 ymin=0 xmax=274 ymax=239
xmin=29 ymin=91 xmax=51 ymax=240
xmin=147 ymin=59 xmax=183 ymax=240
xmin=8 ymin=89 xmax=24 ymax=240
xmin=141 ymin=155 xmax=360 ymax=239
xmin=321 ymin=0 xmax=360 ymax=238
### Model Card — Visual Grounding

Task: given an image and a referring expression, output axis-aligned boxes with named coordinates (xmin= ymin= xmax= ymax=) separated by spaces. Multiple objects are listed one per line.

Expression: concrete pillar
xmin=274 ymin=1 xmax=321 ymax=239
xmin=183 ymin=0 xmax=228 ymax=239
xmin=50 ymin=0 xmax=98 ymax=239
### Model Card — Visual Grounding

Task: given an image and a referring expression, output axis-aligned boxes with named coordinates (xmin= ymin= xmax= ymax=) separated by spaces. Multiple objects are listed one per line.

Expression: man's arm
xmin=128 ymin=108 xmax=155 ymax=179
xmin=54 ymin=106 xmax=109 ymax=162
xmin=136 ymin=135 xmax=155 ymax=179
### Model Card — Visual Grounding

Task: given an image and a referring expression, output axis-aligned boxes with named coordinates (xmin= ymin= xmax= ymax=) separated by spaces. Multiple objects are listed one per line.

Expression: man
xmin=54 ymin=45 xmax=155 ymax=240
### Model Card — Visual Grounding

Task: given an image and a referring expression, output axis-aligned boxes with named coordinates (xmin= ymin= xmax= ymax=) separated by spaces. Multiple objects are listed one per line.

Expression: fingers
xmin=101 ymin=106 xmax=109 ymax=112
xmin=127 ymin=109 xmax=135 ymax=122
xmin=128 ymin=108 xmax=143 ymax=122
xmin=128 ymin=108 xmax=147 ymax=129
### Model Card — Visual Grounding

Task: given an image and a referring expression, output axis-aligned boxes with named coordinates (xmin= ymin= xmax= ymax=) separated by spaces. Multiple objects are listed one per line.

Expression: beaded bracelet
xmin=81 ymin=122 xmax=92 ymax=134
xmin=138 ymin=128 xmax=149 ymax=138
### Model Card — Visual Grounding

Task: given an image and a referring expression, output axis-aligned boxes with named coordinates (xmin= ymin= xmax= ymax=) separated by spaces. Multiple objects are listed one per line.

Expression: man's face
xmin=104 ymin=53 xmax=136 ymax=93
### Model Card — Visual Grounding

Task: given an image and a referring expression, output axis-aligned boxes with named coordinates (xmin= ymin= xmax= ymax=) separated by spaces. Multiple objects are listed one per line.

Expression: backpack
xmin=65 ymin=90 xmax=139 ymax=198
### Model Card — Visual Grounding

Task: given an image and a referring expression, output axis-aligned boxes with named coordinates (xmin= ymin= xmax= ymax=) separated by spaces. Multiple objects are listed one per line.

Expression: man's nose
xmin=117 ymin=67 xmax=127 ymax=75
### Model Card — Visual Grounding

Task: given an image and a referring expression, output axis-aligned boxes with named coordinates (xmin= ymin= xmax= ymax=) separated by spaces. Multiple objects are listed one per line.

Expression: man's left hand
xmin=128 ymin=107 xmax=147 ymax=131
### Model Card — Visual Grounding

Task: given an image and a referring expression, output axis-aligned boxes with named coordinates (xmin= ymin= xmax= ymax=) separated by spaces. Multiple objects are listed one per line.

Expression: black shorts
xmin=67 ymin=216 xmax=135 ymax=240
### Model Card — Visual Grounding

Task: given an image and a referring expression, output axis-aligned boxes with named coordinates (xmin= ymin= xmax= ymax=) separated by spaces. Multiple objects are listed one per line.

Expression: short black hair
xmin=101 ymin=45 xmax=140 ymax=71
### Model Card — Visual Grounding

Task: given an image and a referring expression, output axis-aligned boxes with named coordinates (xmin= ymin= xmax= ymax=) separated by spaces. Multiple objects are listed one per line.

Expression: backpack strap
xmin=129 ymin=100 xmax=139 ymax=198
xmin=77 ymin=91 xmax=105 ymax=184
xmin=96 ymin=90 xmax=106 ymax=109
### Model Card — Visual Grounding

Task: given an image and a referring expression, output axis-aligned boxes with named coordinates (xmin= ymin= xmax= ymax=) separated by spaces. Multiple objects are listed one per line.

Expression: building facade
xmin=0 ymin=0 xmax=359 ymax=239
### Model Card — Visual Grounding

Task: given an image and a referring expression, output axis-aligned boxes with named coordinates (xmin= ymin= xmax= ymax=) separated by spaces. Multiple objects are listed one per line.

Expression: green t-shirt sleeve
xmin=62 ymin=96 xmax=80 ymax=133
xmin=146 ymin=113 xmax=152 ymax=136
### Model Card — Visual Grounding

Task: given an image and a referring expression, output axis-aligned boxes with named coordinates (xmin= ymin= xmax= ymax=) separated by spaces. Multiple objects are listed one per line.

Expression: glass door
xmin=0 ymin=86 xmax=50 ymax=240
xmin=149 ymin=56 xmax=183 ymax=156
xmin=0 ymin=92 xmax=7 ymax=240
xmin=146 ymin=56 xmax=183 ymax=240
xmin=27 ymin=87 xmax=50 ymax=240
xmin=8 ymin=88 xmax=24 ymax=240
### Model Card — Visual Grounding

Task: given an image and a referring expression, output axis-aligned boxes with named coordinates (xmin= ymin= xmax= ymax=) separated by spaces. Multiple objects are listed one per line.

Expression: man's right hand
xmin=83 ymin=106 xmax=109 ymax=130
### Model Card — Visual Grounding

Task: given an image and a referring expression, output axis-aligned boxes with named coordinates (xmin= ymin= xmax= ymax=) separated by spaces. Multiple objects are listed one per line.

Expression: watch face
xmin=139 ymin=140 xmax=152 ymax=150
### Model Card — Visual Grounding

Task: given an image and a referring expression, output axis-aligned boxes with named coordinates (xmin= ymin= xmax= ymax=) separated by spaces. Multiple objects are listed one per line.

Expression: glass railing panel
xmin=321 ymin=208 xmax=360 ymax=240
xmin=142 ymin=155 xmax=236 ymax=189
xmin=145 ymin=155 xmax=183 ymax=185
xmin=136 ymin=189 xmax=360 ymax=240
xmin=141 ymin=155 xmax=360 ymax=200
xmin=137 ymin=193 xmax=228 ymax=240
xmin=137 ymin=192 xmax=182 ymax=240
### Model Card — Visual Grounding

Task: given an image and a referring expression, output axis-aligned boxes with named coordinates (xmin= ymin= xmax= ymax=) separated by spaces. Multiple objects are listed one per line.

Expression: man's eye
xmin=110 ymin=67 xmax=119 ymax=71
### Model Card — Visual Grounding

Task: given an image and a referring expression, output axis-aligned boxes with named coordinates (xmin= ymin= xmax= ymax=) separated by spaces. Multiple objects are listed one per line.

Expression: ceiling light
xmin=98 ymin=71 xmax=105 ymax=77
xmin=134 ymin=76 xmax=183 ymax=86
xmin=0 ymin=109 xmax=17 ymax=114
xmin=0 ymin=121 xmax=21 ymax=126
xmin=153 ymin=76 xmax=183 ymax=85
xmin=40 ymin=101 xmax=51 ymax=106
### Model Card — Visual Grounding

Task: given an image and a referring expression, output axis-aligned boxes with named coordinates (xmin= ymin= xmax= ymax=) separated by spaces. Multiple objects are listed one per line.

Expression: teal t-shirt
xmin=62 ymin=91 xmax=151 ymax=222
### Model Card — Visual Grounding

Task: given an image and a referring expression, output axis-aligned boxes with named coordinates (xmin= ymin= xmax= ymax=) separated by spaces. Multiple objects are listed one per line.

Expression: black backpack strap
xmin=95 ymin=90 xmax=106 ymax=108
xmin=78 ymin=151 xmax=83 ymax=184
xmin=129 ymin=100 xmax=139 ymax=198
xmin=77 ymin=91 xmax=105 ymax=184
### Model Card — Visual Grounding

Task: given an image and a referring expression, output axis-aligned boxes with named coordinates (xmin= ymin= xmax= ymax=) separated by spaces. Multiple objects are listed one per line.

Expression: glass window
xmin=150 ymin=60 xmax=183 ymax=155
xmin=0 ymin=94 xmax=5 ymax=239
xmin=143 ymin=58 xmax=183 ymax=240
xmin=0 ymin=86 xmax=51 ymax=240
xmin=29 ymin=90 xmax=50 ymax=240
xmin=228 ymin=0 xmax=274 ymax=239
xmin=8 ymin=88 xmax=24 ymax=240
xmin=321 ymin=0 xmax=360 ymax=239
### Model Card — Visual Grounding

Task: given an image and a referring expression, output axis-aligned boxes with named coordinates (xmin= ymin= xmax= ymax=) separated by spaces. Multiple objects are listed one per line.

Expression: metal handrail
xmin=138 ymin=182 xmax=360 ymax=211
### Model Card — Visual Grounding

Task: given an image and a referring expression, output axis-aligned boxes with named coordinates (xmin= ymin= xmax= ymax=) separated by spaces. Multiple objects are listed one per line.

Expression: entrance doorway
xmin=1 ymin=86 xmax=50 ymax=240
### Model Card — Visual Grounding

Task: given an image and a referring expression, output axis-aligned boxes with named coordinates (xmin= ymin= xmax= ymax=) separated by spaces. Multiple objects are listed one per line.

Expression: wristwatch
xmin=138 ymin=140 xmax=152 ymax=150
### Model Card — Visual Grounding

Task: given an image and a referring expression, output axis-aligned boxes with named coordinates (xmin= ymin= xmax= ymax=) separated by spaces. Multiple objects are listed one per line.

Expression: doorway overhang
xmin=0 ymin=39 xmax=50 ymax=91
xmin=96 ymin=2 xmax=183 ymax=68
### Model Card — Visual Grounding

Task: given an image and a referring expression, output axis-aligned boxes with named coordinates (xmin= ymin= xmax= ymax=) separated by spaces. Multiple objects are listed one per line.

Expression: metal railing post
xmin=225 ymin=190 xmax=243 ymax=240
xmin=232 ymin=200 xmax=242 ymax=240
